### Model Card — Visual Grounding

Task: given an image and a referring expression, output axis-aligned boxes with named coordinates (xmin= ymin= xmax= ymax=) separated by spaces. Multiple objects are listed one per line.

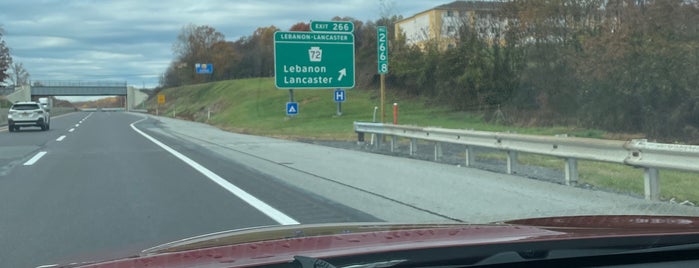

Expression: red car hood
xmin=47 ymin=215 xmax=699 ymax=268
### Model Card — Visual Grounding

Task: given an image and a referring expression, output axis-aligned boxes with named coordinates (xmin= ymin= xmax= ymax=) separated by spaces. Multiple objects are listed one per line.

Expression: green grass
xmin=150 ymin=78 xmax=699 ymax=203
xmin=150 ymin=78 xmax=603 ymax=140
xmin=474 ymin=152 xmax=699 ymax=203
xmin=0 ymin=97 xmax=11 ymax=108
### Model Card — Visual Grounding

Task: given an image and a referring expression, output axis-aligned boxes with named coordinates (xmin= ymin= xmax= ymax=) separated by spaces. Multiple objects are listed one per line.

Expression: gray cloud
xmin=0 ymin=0 xmax=445 ymax=88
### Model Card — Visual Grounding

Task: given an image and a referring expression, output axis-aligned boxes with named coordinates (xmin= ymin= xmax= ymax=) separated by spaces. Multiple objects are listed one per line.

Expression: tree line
xmin=159 ymin=17 xmax=387 ymax=89
xmin=0 ymin=27 xmax=31 ymax=87
xmin=161 ymin=0 xmax=699 ymax=141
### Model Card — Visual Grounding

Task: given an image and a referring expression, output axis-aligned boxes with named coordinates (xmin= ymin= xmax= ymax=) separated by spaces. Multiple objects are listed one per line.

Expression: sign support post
xmin=156 ymin=94 xmax=165 ymax=116
xmin=380 ymin=74 xmax=385 ymax=123
xmin=286 ymin=89 xmax=299 ymax=116
xmin=333 ymin=88 xmax=345 ymax=116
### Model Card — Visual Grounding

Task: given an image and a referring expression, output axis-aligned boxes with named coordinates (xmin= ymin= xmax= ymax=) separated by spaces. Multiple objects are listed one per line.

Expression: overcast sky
xmin=0 ymin=0 xmax=447 ymax=89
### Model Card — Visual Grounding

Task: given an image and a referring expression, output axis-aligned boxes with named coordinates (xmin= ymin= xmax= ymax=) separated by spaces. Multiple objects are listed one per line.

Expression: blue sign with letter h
xmin=334 ymin=89 xmax=346 ymax=102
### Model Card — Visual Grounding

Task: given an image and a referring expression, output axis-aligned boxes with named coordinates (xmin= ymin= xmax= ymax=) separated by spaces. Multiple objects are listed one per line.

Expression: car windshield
xmin=1 ymin=0 xmax=699 ymax=267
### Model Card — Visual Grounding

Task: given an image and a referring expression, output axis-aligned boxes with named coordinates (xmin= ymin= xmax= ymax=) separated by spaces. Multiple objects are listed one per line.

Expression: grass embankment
xmin=149 ymin=78 xmax=604 ymax=139
xmin=149 ymin=78 xmax=699 ymax=203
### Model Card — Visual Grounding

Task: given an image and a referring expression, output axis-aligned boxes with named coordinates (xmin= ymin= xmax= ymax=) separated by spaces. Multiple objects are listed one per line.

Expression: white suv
xmin=7 ymin=101 xmax=51 ymax=132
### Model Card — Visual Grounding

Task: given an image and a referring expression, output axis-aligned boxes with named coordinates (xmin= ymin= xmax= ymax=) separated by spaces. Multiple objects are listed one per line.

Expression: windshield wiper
xmin=293 ymin=255 xmax=407 ymax=268
xmin=294 ymin=256 xmax=338 ymax=268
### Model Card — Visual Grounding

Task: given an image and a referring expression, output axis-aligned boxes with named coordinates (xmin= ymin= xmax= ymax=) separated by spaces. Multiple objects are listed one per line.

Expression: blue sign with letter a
xmin=286 ymin=102 xmax=299 ymax=115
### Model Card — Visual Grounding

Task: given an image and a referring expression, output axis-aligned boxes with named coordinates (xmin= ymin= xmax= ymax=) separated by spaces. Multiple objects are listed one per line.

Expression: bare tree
xmin=0 ymin=26 xmax=12 ymax=86
xmin=170 ymin=24 xmax=226 ymax=84
xmin=8 ymin=62 xmax=29 ymax=86
xmin=172 ymin=24 xmax=225 ymax=63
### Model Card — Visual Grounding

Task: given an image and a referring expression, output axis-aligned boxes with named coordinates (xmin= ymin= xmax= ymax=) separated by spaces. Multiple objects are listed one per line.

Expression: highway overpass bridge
xmin=31 ymin=81 xmax=127 ymax=96
xmin=4 ymin=81 xmax=147 ymax=110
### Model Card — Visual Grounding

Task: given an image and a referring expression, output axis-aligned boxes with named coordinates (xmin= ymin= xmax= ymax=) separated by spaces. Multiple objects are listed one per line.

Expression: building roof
xmin=397 ymin=1 xmax=504 ymax=24
xmin=435 ymin=1 xmax=504 ymax=11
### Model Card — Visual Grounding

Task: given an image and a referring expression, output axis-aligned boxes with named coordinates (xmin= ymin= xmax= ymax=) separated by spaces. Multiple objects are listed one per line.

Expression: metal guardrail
xmin=354 ymin=122 xmax=699 ymax=201
xmin=0 ymin=109 xmax=7 ymax=126
xmin=0 ymin=87 xmax=14 ymax=96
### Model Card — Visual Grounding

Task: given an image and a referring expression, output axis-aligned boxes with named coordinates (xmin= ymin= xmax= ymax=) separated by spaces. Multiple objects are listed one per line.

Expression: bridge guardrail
xmin=0 ymin=108 xmax=7 ymax=126
xmin=354 ymin=122 xmax=699 ymax=201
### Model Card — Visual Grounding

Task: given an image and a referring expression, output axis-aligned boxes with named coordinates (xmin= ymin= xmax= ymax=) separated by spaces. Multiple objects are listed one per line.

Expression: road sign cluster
xmin=274 ymin=31 xmax=355 ymax=89
xmin=276 ymin=20 xmax=356 ymax=116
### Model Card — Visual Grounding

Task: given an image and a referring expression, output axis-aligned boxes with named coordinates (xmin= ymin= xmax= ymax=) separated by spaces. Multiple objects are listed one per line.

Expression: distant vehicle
xmin=7 ymin=101 xmax=50 ymax=132
xmin=38 ymin=97 xmax=50 ymax=110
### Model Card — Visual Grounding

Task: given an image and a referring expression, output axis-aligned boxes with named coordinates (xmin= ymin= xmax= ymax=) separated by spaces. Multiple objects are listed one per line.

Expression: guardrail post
xmin=357 ymin=132 xmax=365 ymax=142
xmin=564 ymin=158 xmax=578 ymax=186
xmin=376 ymin=134 xmax=382 ymax=148
xmin=410 ymin=139 xmax=417 ymax=156
xmin=434 ymin=142 xmax=443 ymax=161
xmin=507 ymin=151 xmax=518 ymax=174
xmin=390 ymin=136 xmax=397 ymax=152
xmin=465 ymin=146 xmax=474 ymax=167
xmin=644 ymin=168 xmax=660 ymax=201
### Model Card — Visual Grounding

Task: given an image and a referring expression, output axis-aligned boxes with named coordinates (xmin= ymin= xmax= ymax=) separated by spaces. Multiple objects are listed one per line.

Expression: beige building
xmin=395 ymin=1 xmax=505 ymax=50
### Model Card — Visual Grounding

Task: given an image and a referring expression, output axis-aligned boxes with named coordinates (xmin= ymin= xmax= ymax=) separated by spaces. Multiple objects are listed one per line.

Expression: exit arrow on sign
xmin=338 ymin=68 xmax=347 ymax=81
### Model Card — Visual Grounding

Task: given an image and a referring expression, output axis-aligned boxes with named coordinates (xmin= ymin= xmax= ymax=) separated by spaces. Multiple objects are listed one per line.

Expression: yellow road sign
xmin=157 ymin=94 xmax=165 ymax=104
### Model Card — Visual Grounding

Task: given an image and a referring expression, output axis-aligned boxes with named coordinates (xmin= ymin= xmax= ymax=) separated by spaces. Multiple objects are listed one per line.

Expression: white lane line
xmin=75 ymin=124 xmax=80 ymax=127
xmin=24 ymin=151 xmax=47 ymax=166
xmin=56 ymin=135 xmax=66 ymax=142
xmin=69 ymin=128 xmax=75 ymax=132
xmin=130 ymin=117 xmax=300 ymax=225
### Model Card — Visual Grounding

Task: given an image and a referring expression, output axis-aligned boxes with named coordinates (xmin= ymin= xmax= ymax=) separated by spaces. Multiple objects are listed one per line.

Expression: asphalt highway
xmin=2 ymin=111 xmax=698 ymax=267
xmin=0 ymin=112 xmax=376 ymax=267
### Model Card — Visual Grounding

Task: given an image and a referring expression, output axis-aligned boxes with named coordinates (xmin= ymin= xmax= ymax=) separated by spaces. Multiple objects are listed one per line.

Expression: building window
xmin=446 ymin=10 xmax=454 ymax=17
xmin=447 ymin=26 xmax=455 ymax=34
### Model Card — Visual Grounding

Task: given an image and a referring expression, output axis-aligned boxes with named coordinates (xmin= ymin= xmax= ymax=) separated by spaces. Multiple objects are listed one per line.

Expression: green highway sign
xmin=310 ymin=20 xmax=354 ymax=33
xmin=377 ymin=26 xmax=389 ymax=74
xmin=274 ymin=31 xmax=355 ymax=89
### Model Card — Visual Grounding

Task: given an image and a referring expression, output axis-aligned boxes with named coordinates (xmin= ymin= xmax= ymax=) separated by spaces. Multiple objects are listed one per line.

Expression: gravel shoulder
xmin=140 ymin=114 xmax=699 ymax=223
